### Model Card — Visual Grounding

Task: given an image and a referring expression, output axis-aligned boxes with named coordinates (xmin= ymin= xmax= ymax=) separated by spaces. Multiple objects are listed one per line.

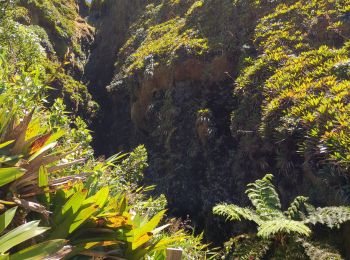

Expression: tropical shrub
xmin=0 ymin=207 xmax=66 ymax=260
xmin=214 ymin=174 xmax=350 ymax=259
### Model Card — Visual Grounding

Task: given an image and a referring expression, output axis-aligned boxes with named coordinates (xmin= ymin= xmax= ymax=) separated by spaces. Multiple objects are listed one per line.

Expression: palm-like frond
xmin=257 ymin=219 xmax=311 ymax=238
xmin=299 ymin=239 xmax=343 ymax=260
xmin=285 ymin=196 xmax=309 ymax=219
xmin=214 ymin=173 xmax=350 ymax=259
xmin=213 ymin=204 xmax=262 ymax=224
xmin=246 ymin=174 xmax=283 ymax=220
xmin=305 ymin=207 xmax=350 ymax=229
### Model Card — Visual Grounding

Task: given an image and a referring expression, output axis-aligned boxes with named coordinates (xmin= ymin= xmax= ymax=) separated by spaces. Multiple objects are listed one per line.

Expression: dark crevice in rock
xmin=84 ymin=0 xmax=147 ymax=155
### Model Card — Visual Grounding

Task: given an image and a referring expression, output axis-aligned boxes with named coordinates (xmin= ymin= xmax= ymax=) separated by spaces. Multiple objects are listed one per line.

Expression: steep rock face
xmin=87 ymin=0 xmax=350 ymax=248
xmin=19 ymin=0 xmax=94 ymax=74
xmin=88 ymin=0 xmax=275 ymax=242
xmin=14 ymin=0 xmax=96 ymax=116
xmin=85 ymin=0 xmax=148 ymax=151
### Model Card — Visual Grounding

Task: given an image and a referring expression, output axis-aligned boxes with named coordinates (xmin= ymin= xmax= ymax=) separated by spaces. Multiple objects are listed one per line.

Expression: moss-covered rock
xmin=232 ymin=0 xmax=350 ymax=201
xmin=88 ymin=0 xmax=279 ymax=243
xmin=66 ymin=0 xmax=350 ymax=249
xmin=19 ymin=0 xmax=94 ymax=63
xmin=4 ymin=0 xmax=98 ymax=116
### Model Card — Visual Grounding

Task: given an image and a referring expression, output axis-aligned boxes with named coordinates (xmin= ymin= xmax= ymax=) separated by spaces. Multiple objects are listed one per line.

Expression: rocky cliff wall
xmin=60 ymin=0 xmax=350 ymax=246
xmin=86 ymin=0 xmax=277 ymax=242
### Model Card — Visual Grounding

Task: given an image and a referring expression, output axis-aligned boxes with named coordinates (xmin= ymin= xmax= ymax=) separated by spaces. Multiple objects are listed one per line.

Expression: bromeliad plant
xmin=42 ymin=176 xmax=184 ymax=259
xmin=213 ymin=174 xmax=350 ymax=259
xmin=0 ymin=207 xmax=66 ymax=259
xmin=0 ymin=104 xmax=84 ymax=215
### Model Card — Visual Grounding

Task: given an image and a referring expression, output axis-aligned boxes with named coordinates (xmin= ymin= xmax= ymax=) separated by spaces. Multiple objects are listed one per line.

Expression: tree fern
xmin=214 ymin=174 xmax=350 ymax=259
xmin=213 ymin=204 xmax=262 ymax=224
xmin=299 ymin=239 xmax=343 ymax=260
xmin=306 ymin=206 xmax=350 ymax=229
xmin=257 ymin=219 xmax=311 ymax=238
xmin=246 ymin=174 xmax=283 ymax=220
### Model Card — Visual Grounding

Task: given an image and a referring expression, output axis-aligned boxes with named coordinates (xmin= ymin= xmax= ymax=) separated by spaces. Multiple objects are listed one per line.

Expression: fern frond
xmin=285 ymin=196 xmax=309 ymax=220
xmin=299 ymin=238 xmax=343 ymax=260
xmin=246 ymin=174 xmax=283 ymax=220
xmin=231 ymin=235 xmax=271 ymax=260
xmin=305 ymin=206 xmax=350 ymax=229
xmin=257 ymin=219 xmax=311 ymax=238
xmin=213 ymin=204 xmax=262 ymax=224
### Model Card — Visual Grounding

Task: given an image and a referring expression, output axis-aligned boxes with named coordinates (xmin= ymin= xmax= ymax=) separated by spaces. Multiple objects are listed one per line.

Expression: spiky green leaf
xmin=0 ymin=221 xmax=49 ymax=254
xmin=0 ymin=207 xmax=17 ymax=234
xmin=9 ymin=239 xmax=67 ymax=260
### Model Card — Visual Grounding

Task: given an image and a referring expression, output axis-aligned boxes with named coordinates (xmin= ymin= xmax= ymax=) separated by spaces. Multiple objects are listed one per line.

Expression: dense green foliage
xmin=232 ymin=0 xmax=350 ymax=203
xmin=3 ymin=0 xmax=350 ymax=258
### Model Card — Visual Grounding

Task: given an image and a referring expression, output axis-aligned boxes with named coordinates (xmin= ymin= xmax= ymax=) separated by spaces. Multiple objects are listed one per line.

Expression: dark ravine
xmin=83 ymin=0 xmax=268 ymax=243
xmin=83 ymin=0 xmax=350 ymax=249
xmin=84 ymin=0 xmax=148 ymax=153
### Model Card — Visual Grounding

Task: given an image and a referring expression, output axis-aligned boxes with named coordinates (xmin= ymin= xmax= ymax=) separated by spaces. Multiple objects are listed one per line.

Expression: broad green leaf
xmin=50 ymin=203 xmax=97 ymax=239
xmin=0 ymin=168 xmax=25 ymax=187
xmin=131 ymin=232 xmax=153 ymax=250
xmin=69 ymin=204 xmax=99 ymax=234
xmin=38 ymin=166 xmax=48 ymax=188
xmin=83 ymin=187 xmax=109 ymax=208
xmin=38 ymin=166 xmax=50 ymax=206
xmin=46 ymin=129 xmax=65 ymax=145
xmin=54 ymin=189 xmax=88 ymax=225
xmin=0 ymin=221 xmax=49 ymax=254
xmin=127 ymin=210 xmax=166 ymax=249
xmin=0 ymin=207 xmax=17 ymax=234
xmin=117 ymin=195 xmax=127 ymax=215
xmin=60 ymin=240 xmax=118 ymax=258
xmin=24 ymin=117 xmax=42 ymax=141
xmin=9 ymin=239 xmax=66 ymax=260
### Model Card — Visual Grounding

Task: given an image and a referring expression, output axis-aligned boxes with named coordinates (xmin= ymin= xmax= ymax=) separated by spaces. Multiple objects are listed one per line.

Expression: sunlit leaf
xmin=0 ymin=168 xmax=25 ymax=187
xmin=0 ymin=207 xmax=17 ymax=234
